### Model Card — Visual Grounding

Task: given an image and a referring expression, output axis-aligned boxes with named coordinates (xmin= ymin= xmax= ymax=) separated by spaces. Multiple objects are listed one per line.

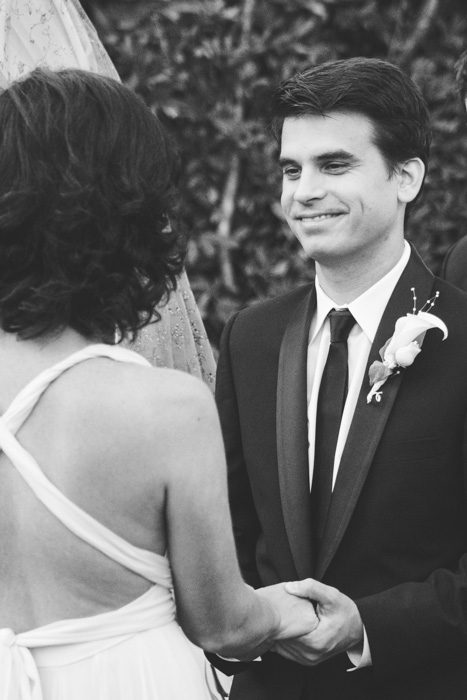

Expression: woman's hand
xmin=256 ymin=582 xmax=319 ymax=641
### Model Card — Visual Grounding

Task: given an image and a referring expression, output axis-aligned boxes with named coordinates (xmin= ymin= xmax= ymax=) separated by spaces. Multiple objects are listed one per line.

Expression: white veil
xmin=0 ymin=0 xmax=216 ymax=390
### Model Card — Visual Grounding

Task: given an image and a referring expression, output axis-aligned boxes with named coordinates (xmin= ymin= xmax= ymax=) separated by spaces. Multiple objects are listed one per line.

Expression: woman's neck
xmin=0 ymin=328 xmax=94 ymax=412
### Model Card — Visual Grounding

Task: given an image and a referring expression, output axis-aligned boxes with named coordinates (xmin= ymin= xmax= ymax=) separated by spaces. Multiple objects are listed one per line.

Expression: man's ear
xmin=397 ymin=157 xmax=425 ymax=204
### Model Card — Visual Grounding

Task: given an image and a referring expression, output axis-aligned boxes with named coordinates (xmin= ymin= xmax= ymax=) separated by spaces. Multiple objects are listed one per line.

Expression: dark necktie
xmin=311 ymin=308 xmax=356 ymax=550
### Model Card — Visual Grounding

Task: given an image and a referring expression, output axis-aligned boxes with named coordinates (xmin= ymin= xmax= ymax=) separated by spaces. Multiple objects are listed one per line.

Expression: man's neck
xmin=315 ymin=242 xmax=406 ymax=305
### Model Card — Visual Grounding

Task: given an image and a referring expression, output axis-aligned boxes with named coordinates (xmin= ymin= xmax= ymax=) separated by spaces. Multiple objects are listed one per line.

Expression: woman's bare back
xmin=0 ymin=339 xmax=186 ymax=632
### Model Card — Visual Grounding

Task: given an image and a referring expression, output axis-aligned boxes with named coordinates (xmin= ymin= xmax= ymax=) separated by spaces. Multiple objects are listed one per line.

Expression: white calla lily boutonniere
xmin=367 ymin=289 xmax=448 ymax=404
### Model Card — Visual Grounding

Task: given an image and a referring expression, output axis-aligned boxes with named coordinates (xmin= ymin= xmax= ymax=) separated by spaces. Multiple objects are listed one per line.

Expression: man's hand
xmin=272 ymin=578 xmax=364 ymax=666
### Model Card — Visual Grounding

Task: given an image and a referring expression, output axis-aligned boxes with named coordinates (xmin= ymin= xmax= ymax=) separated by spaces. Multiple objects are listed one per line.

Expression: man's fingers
xmin=285 ymin=578 xmax=338 ymax=605
xmin=272 ymin=640 xmax=320 ymax=667
xmin=273 ymin=645 xmax=303 ymax=664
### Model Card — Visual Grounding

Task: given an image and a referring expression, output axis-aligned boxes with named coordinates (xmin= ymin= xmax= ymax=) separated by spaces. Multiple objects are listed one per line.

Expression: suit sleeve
xmin=355 ymin=410 xmax=467 ymax=679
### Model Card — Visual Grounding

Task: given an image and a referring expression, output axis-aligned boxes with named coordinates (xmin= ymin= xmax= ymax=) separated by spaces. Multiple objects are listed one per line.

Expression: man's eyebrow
xmin=278 ymin=150 xmax=359 ymax=167
xmin=278 ymin=156 xmax=299 ymax=168
xmin=315 ymin=149 xmax=358 ymax=162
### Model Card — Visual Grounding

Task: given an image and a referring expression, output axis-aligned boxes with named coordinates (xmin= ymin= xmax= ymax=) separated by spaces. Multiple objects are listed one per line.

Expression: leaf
xmin=368 ymin=361 xmax=393 ymax=386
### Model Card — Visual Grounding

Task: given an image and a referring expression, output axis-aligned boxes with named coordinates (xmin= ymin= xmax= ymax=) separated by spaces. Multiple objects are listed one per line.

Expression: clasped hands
xmin=258 ymin=578 xmax=364 ymax=666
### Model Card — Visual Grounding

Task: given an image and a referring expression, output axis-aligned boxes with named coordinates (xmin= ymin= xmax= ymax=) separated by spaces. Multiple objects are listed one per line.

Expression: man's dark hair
xmin=270 ymin=57 xmax=432 ymax=177
xmin=0 ymin=68 xmax=184 ymax=342
xmin=454 ymin=50 xmax=467 ymax=106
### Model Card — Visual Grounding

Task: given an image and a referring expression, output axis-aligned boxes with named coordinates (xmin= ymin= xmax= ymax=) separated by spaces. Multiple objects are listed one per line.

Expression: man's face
xmin=279 ymin=112 xmax=406 ymax=267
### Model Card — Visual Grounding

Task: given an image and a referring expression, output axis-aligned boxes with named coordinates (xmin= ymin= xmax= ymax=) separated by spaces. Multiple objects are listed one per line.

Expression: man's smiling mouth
xmin=297 ymin=212 xmax=344 ymax=221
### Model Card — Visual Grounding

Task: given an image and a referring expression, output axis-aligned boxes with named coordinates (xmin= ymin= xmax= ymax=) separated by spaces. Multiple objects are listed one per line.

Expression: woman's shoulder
xmin=54 ymin=357 xmax=216 ymax=446
xmin=35 ymin=357 xmax=218 ymax=489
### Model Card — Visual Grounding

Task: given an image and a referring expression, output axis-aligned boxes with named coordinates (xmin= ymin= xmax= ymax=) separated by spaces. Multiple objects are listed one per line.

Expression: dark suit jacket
xmin=214 ymin=247 xmax=467 ymax=700
xmin=441 ymin=235 xmax=467 ymax=292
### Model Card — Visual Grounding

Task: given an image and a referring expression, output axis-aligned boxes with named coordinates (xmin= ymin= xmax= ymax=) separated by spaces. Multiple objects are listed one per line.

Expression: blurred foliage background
xmin=83 ymin=0 xmax=467 ymax=350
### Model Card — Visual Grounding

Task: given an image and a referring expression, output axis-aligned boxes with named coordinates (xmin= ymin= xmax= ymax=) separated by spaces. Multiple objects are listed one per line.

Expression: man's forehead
xmin=279 ymin=112 xmax=376 ymax=157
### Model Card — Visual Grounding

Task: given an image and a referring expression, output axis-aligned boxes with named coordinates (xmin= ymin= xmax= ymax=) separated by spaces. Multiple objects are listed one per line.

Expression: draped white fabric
xmin=0 ymin=0 xmax=217 ymax=391
xmin=0 ymin=345 xmax=213 ymax=700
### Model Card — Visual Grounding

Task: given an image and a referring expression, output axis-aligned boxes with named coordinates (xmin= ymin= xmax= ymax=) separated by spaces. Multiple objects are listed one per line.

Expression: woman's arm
xmin=153 ymin=373 xmax=317 ymax=658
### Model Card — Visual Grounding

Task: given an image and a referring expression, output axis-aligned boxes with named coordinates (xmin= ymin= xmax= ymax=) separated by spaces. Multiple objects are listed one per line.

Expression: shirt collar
xmin=312 ymin=240 xmax=411 ymax=344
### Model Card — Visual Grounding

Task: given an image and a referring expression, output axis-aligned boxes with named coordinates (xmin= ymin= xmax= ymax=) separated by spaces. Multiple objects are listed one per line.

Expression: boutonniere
xmin=367 ymin=288 xmax=448 ymax=404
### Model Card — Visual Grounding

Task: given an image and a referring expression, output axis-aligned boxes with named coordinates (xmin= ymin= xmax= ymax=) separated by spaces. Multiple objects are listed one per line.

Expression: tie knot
xmin=328 ymin=308 xmax=355 ymax=343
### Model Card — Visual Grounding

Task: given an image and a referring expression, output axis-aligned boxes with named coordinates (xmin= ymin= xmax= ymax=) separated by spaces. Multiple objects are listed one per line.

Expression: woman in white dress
xmin=0 ymin=0 xmax=216 ymax=389
xmin=0 ymin=67 xmax=317 ymax=700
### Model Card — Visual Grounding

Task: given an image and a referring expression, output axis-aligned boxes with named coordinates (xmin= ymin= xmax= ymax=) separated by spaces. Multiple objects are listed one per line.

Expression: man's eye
xmin=325 ymin=162 xmax=349 ymax=173
xmin=282 ymin=167 xmax=300 ymax=179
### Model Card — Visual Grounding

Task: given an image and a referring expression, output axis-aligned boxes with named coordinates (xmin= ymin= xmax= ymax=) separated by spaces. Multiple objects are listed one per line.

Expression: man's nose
xmin=293 ymin=171 xmax=326 ymax=203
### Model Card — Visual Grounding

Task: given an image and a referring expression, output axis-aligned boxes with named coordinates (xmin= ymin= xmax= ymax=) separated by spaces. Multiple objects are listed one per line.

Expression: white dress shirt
xmin=307 ymin=240 xmax=411 ymax=668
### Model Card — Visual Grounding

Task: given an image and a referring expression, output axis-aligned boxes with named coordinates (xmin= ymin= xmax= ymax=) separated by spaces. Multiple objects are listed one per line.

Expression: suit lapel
xmin=315 ymin=247 xmax=436 ymax=580
xmin=276 ymin=287 xmax=315 ymax=579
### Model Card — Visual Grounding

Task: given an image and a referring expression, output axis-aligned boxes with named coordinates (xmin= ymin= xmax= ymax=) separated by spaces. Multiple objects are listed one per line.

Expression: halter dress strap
xmin=3 ymin=344 xmax=147 ymax=434
xmin=0 ymin=344 xmax=172 ymax=588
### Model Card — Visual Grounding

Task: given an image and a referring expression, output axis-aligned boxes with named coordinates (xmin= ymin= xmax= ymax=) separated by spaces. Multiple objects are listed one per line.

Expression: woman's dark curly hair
xmin=0 ymin=68 xmax=185 ymax=342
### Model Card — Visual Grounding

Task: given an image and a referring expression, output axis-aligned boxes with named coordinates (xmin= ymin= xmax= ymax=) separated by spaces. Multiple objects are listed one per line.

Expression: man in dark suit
xmin=442 ymin=234 xmax=467 ymax=290
xmin=441 ymin=50 xmax=467 ymax=291
xmin=214 ymin=58 xmax=467 ymax=699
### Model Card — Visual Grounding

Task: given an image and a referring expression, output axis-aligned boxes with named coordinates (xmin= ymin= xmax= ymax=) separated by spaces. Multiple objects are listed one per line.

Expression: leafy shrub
xmin=86 ymin=0 xmax=467 ymax=348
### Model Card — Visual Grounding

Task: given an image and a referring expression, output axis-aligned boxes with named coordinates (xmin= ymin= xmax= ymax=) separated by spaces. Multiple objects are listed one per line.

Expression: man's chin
xmin=298 ymin=241 xmax=346 ymax=263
